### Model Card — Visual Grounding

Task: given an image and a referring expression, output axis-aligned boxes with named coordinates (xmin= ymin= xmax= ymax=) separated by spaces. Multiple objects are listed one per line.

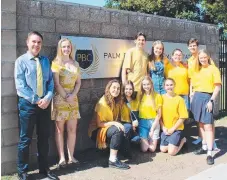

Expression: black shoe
xmin=194 ymin=148 xmax=207 ymax=155
xmin=121 ymin=150 xmax=132 ymax=159
xmin=109 ymin=159 xmax=130 ymax=170
xmin=18 ymin=173 xmax=28 ymax=180
xmin=39 ymin=169 xmax=59 ymax=180
xmin=207 ymin=156 xmax=214 ymax=165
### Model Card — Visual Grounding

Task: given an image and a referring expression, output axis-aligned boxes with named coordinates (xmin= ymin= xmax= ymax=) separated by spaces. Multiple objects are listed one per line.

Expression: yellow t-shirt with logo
xmin=192 ymin=65 xmax=222 ymax=93
xmin=121 ymin=99 xmax=140 ymax=123
xmin=123 ymin=47 xmax=148 ymax=91
xmin=162 ymin=94 xmax=188 ymax=130
xmin=166 ymin=63 xmax=189 ymax=95
xmin=187 ymin=55 xmax=215 ymax=79
xmin=139 ymin=93 xmax=162 ymax=119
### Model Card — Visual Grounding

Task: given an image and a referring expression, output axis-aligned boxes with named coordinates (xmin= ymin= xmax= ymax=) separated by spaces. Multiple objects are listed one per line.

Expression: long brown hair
xmin=104 ymin=79 xmax=121 ymax=110
xmin=122 ymin=80 xmax=136 ymax=102
xmin=53 ymin=38 xmax=75 ymax=65
xmin=149 ymin=40 xmax=164 ymax=70
xmin=195 ymin=49 xmax=211 ymax=72
xmin=140 ymin=76 xmax=156 ymax=109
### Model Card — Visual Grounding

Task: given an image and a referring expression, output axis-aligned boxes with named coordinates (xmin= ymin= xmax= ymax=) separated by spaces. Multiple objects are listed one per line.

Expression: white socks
xmin=202 ymin=143 xmax=208 ymax=151
xmin=207 ymin=150 xmax=212 ymax=156
xmin=109 ymin=154 xmax=117 ymax=162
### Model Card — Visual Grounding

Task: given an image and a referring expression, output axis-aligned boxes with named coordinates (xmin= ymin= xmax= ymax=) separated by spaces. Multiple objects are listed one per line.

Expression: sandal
xmin=57 ymin=160 xmax=66 ymax=169
xmin=68 ymin=158 xmax=79 ymax=164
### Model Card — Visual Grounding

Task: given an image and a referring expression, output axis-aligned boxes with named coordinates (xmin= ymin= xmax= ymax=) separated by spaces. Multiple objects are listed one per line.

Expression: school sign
xmin=62 ymin=36 xmax=205 ymax=79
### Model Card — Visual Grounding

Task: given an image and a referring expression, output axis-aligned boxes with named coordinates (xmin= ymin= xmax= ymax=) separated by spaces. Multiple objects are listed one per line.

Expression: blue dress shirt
xmin=14 ymin=51 xmax=54 ymax=104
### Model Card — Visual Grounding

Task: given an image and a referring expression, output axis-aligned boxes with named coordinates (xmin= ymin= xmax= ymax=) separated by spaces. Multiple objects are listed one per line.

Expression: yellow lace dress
xmin=51 ymin=61 xmax=81 ymax=121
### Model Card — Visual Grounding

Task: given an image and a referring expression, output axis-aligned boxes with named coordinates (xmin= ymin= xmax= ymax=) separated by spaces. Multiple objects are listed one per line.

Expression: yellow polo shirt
xmin=166 ymin=63 xmax=189 ymax=95
xmin=192 ymin=65 xmax=222 ymax=93
xmin=123 ymin=47 xmax=148 ymax=91
xmin=162 ymin=94 xmax=188 ymax=130
xmin=139 ymin=93 xmax=162 ymax=119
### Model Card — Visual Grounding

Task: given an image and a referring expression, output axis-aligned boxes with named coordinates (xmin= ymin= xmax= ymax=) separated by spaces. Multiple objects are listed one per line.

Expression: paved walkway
xmin=2 ymin=118 xmax=227 ymax=180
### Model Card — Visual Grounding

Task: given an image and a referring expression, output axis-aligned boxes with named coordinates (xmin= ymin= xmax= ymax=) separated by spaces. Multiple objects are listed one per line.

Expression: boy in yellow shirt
xmin=122 ymin=32 xmax=148 ymax=92
xmin=160 ymin=78 xmax=188 ymax=156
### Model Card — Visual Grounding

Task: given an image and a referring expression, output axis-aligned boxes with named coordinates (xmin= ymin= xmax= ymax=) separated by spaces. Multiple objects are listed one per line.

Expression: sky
xmin=63 ymin=0 xmax=105 ymax=7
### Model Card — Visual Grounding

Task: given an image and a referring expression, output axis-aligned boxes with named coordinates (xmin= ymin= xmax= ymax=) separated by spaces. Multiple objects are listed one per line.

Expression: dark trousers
xmin=17 ymin=97 xmax=50 ymax=174
xmin=106 ymin=125 xmax=131 ymax=152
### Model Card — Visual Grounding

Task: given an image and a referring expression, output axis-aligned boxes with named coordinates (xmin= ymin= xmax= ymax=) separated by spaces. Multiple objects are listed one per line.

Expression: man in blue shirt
xmin=14 ymin=31 xmax=58 ymax=180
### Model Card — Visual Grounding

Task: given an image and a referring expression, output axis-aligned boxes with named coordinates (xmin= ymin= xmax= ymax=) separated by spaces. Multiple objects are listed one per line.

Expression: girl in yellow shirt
xmin=121 ymin=80 xmax=140 ymax=144
xmin=148 ymin=40 xmax=169 ymax=94
xmin=191 ymin=50 xmax=221 ymax=165
xmin=166 ymin=49 xmax=190 ymax=109
xmin=138 ymin=76 xmax=162 ymax=152
xmin=160 ymin=78 xmax=188 ymax=156
xmin=88 ymin=80 xmax=130 ymax=170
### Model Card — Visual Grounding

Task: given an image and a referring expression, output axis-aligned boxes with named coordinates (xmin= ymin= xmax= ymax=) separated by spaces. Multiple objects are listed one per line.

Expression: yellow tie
xmin=34 ymin=57 xmax=43 ymax=97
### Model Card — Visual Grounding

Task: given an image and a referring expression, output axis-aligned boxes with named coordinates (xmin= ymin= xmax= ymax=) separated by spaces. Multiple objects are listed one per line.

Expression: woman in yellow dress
xmin=51 ymin=38 xmax=81 ymax=167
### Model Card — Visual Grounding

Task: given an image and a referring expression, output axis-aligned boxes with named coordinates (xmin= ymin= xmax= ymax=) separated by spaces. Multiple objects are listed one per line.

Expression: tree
xmin=201 ymin=0 xmax=227 ymax=34
xmin=105 ymin=0 xmax=227 ymax=34
xmin=105 ymin=0 xmax=200 ymax=21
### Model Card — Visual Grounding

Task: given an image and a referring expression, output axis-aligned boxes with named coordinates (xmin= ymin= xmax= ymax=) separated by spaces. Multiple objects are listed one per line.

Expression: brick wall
xmin=1 ymin=0 xmax=220 ymax=175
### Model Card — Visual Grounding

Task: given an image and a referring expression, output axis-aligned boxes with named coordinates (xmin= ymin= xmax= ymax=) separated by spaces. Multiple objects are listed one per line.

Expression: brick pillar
xmin=1 ymin=0 xmax=18 ymax=175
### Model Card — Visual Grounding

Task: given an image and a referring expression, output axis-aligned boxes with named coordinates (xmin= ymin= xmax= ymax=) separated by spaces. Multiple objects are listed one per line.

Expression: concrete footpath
xmin=2 ymin=118 xmax=227 ymax=180
xmin=186 ymin=163 xmax=227 ymax=180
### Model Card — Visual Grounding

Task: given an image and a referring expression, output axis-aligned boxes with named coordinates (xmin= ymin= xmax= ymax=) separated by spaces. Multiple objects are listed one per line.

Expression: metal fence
xmin=219 ymin=35 xmax=227 ymax=115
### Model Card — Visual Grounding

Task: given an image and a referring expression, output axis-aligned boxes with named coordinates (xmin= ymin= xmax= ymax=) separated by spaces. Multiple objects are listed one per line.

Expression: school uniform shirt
xmin=162 ymin=94 xmax=188 ymax=131
xmin=191 ymin=65 xmax=222 ymax=93
xmin=123 ymin=47 xmax=148 ymax=91
xmin=95 ymin=96 xmax=120 ymax=122
xmin=166 ymin=63 xmax=189 ymax=95
xmin=139 ymin=93 xmax=162 ymax=119
xmin=121 ymin=99 xmax=140 ymax=123
xmin=187 ymin=55 xmax=215 ymax=79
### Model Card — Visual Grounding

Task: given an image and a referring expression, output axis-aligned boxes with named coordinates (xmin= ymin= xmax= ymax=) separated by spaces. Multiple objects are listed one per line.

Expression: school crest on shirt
xmin=75 ymin=44 xmax=99 ymax=76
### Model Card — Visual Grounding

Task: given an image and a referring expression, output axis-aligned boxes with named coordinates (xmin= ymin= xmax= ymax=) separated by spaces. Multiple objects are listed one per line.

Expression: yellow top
xmin=123 ymin=47 xmax=148 ymax=91
xmin=95 ymin=96 xmax=120 ymax=122
xmin=187 ymin=55 xmax=215 ymax=78
xmin=139 ymin=93 xmax=162 ymax=119
xmin=166 ymin=63 xmax=189 ymax=95
xmin=192 ymin=65 xmax=222 ymax=93
xmin=121 ymin=99 xmax=139 ymax=123
xmin=162 ymin=94 xmax=188 ymax=131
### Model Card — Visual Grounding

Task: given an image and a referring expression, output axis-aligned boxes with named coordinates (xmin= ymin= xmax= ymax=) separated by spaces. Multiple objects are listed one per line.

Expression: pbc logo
xmin=75 ymin=45 xmax=99 ymax=76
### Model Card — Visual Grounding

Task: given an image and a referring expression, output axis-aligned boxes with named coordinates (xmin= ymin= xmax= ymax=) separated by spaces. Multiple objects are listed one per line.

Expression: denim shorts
xmin=138 ymin=119 xmax=160 ymax=140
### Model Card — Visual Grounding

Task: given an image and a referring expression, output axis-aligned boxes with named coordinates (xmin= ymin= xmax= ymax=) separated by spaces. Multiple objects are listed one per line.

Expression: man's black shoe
xmin=194 ymin=148 xmax=207 ymax=155
xmin=18 ymin=172 xmax=28 ymax=180
xmin=109 ymin=159 xmax=130 ymax=170
xmin=207 ymin=155 xmax=214 ymax=165
xmin=39 ymin=169 xmax=59 ymax=180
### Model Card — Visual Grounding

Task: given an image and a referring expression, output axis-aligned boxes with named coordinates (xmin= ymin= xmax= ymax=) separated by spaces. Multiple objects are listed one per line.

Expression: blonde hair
xmin=140 ymin=76 xmax=156 ymax=109
xmin=195 ymin=49 xmax=211 ymax=72
xmin=149 ymin=40 xmax=165 ymax=70
xmin=53 ymin=38 xmax=75 ymax=65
